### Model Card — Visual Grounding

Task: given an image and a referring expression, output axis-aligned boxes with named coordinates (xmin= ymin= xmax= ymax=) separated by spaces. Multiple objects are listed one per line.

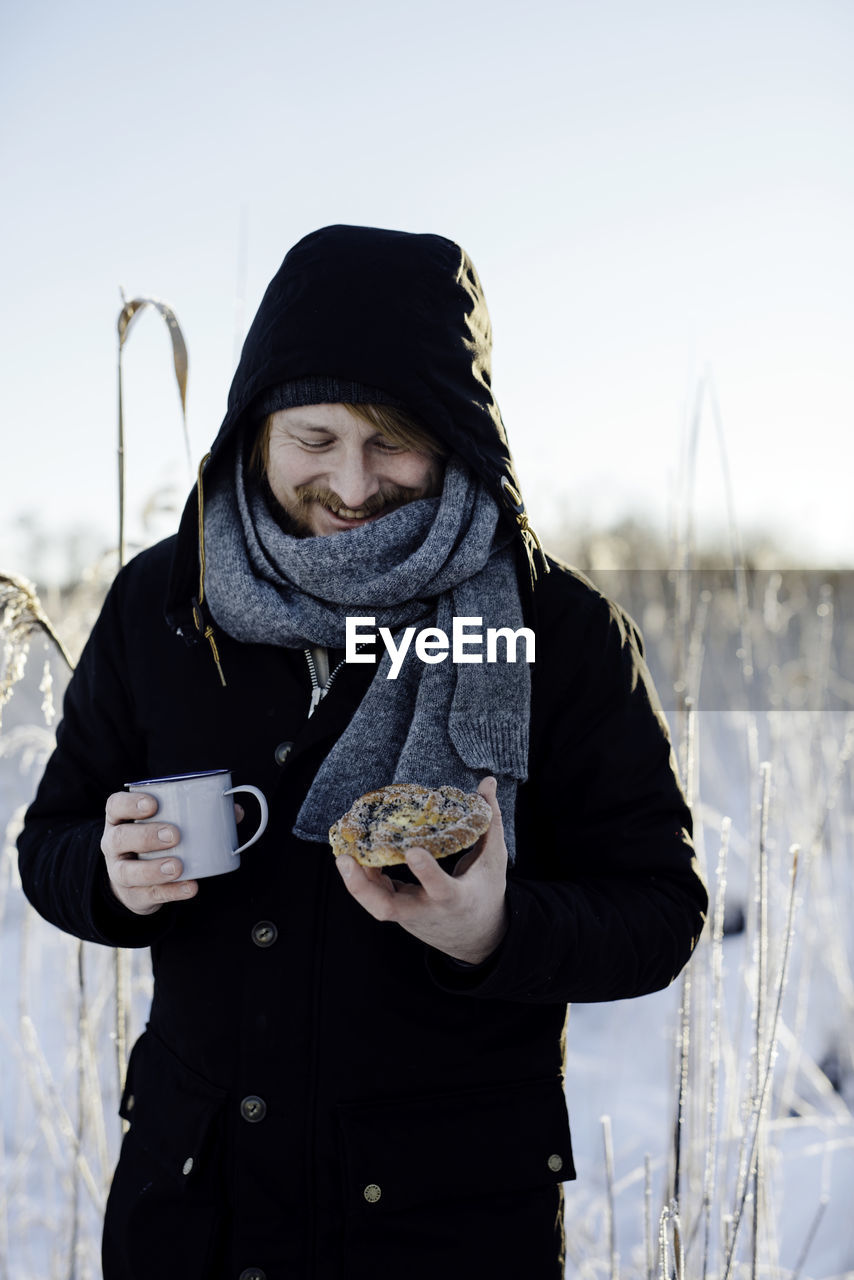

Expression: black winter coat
xmin=18 ymin=226 xmax=707 ymax=1280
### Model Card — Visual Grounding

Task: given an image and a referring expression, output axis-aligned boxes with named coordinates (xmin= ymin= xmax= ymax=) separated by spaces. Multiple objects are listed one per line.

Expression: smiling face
xmin=262 ymin=403 xmax=445 ymax=536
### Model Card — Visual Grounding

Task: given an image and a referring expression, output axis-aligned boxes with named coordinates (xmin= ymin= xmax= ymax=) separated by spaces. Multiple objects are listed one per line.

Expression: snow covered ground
xmin=2 ymin=566 xmax=852 ymax=1278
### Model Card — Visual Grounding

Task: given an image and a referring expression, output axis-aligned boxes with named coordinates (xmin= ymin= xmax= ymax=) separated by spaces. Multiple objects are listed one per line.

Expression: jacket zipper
xmin=303 ymin=648 xmax=347 ymax=718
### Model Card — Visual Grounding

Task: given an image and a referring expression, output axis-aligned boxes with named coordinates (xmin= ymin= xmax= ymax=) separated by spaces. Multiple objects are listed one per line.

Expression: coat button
xmin=251 ymin=921 xmax=278 ymax=948
xmin=547 ymin=1153 xmax=563 ymax=1172
xmin=182 ymin=1157 xmax=194 ymax=1176
xmin=240 ymin=1096 xmax=267 ymax=1123
xmin=274 ymin=741 xmax=293 ymax=765
xmin=238 ymin=1270 xmax=267 ymax=1280
xmin=363 ymin=1183 xmax=382 ymax=1204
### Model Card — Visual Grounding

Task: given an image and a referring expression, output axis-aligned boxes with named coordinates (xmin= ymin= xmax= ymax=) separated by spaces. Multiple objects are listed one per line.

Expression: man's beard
xmin=259 ymin=474 xmax=430 ymax=537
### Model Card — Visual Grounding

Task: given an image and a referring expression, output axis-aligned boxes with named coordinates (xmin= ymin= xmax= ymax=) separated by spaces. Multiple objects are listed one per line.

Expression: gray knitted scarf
xmin=203 ymin=446 xmax=530 ymax=859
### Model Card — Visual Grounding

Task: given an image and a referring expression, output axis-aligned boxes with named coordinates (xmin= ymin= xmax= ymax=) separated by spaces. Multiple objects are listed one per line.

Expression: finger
xmin=106 ymin=791 xmax=158 ymax=825
xmin=451 ymin=779 xmax=507 ymax=879
xmin=336 ymin=856 xmax=398 ymax=892
xmin=360 ymin=865 xmax=395 ymax=888
xmin=106 ymin=821 xmax=180 ymax=859
xmin=453 ymin=844 xmax=482 ymax=877
xmin=477 ymin=775 xmax=501 ymax=824
xmin=111 ymin=854 xmax=186 ymax=890
xmin=122 ymin=878 xmax=200 ymax=913
xmin=335 ymin=855 xmax=401 ymax=920
xmin=146 ymin=878 xmax=199 ymax=904
xmin=476 ymin=775 xmax=506 ymax=856
xmin=403 ymin=848 xmax=456 ymax=903
xmin=234 ymin=802 xmax=245 ymax=824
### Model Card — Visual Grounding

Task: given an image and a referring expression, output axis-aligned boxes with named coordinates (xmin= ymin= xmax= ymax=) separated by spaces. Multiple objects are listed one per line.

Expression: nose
xmin=327 ymin=446 xmax=381 ymax=510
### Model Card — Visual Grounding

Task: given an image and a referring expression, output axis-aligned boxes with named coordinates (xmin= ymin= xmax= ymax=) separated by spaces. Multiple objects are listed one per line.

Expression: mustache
xmin=292 ymin=483 xmax=421 ymax=519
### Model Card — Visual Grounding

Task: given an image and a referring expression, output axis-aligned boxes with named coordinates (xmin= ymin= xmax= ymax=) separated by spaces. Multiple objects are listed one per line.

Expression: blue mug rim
xmin=126 ymin=769 xmax=230 ymax=787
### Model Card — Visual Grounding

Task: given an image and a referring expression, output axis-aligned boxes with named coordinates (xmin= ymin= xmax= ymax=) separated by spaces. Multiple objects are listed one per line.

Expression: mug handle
xmin=223 ymin=785 xmax=269 ymax=855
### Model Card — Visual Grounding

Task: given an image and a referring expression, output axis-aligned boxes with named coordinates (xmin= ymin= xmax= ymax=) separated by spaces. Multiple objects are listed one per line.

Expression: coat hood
xmin=166 ymin=224 xmax=544 ymax=646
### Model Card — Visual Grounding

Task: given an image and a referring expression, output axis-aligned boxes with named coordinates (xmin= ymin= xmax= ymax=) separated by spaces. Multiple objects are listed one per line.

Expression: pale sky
xmin=2 ymin=0 xmax=852 ymax=580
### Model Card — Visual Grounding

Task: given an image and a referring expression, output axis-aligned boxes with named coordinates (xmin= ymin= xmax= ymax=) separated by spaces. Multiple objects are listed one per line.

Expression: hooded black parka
xmin=18 ymin=226 xmax=707 ymax=1280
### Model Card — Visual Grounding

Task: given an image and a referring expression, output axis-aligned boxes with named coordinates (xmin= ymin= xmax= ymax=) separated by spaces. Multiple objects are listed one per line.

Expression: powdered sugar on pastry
xmin=329 ymin=783 xmax=492 ymax=867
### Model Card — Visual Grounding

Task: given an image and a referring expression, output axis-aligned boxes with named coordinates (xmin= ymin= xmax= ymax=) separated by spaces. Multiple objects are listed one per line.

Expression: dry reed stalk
xmin=704 ymin=372 xmax=754 ymax=702
xmin=116 ymin=293 xmax=190 ymax=568
xmin=671 ymin=697 xmax=697 ymax=1221
xmin=701 ymin=816 xmax=731 ymax=1280
xmin=657 ymin=1200 xmax=684 ymax=1280
xmin=684 ymin=593 xmax=710 ymax=722
xmin=722 ymin=844 xmax=800 ymax=1280
xmin=672 ymin=373 xmax=753 ymax=715
xmin=0 ymin=1048 xmax=8 ymax=1280
xmin=657 ymin=1203 xmax=669 ymax=1280
xmin=76 ymin=954 xmax=111 ymax=1192
xmin=750 ymin=762 xmax=773 ymax=1278
xmin=790 ymin=1197 xmax=829 ymax=1280
xmin=644 ymin=1155 xmax=654 ymax=1280
xmin=0 ymin=574 xmax=74 ymax=733
xmin=16 ymin=1016 xmax=104 ymax=1214
xmin=114 ymin=292 xmax=190 ymax=1120
xmin=808 ymin=718 xmax=854 ymax=1005
xmin=69 ymin=941 xmax=87 ymax=1279
xmin=671 ymin=963 xmax=692 ymax=1216
xmin=113 ymin=950 xmax=131 ymax=1137
xmin=601 ymin=1114 xmax=618 ymax=1280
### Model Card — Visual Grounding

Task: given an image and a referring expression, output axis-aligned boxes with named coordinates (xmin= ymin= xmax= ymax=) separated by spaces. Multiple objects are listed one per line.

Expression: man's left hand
xmin=334 ymin=775 xmax=509 ymax=965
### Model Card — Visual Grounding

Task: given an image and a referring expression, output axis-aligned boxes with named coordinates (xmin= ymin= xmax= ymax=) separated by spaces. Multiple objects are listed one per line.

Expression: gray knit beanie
xmin=255 ymin=377 xmax=403 ymax=418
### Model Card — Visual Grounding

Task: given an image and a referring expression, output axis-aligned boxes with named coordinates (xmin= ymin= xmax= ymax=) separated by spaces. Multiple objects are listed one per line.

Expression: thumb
xmin=477 ymin=775 xmax=502 ymax=828
xmin=453 ymin=778 xmax=506 ymax=879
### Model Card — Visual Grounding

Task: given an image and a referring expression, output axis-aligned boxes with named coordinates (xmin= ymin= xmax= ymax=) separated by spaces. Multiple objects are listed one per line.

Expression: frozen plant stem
xmin=671 ymin=968 xmax=692 ymax=1211
xmin=601 ymin=1114 xmax=618 ymax=1280
xmin=645 ymin=1154 xmax=654 ymax=1280
xmin=790 ymin=1196 xmax=828 ymax=1280
xmin=701 ymin=817 xmax=730 ymax=1280
xmin=722 ymin=845 xmax=800 ymax=1280
xmin=731 ymin=763 xmax=772 ymax=1244
xmin=658 ymin=1201 xmax=683 ymax=1280
xmin=15 ymin=1016 xmax=104 ymax=1214
xmin=671 ymin=698 xmax=696 ymax=1217
xmin=752 ymin=762 xmax=772 ymax=1280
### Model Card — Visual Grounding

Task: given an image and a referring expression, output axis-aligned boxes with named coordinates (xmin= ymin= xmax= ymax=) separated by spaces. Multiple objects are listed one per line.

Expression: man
xmin=18 ymin=224 xmax=707 ymax=1280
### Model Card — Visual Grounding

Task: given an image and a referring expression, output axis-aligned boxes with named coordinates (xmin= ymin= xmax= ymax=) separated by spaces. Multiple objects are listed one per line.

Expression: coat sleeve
xmin=16 ymin=567 xmax=175 ymax=948
xmin=429 ymin=577 xmax=707 ymax=1004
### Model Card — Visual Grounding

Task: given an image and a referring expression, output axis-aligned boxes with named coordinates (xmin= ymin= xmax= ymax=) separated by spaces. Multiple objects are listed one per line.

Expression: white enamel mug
xmin=127 ymin=769 xmax=269 ymax=881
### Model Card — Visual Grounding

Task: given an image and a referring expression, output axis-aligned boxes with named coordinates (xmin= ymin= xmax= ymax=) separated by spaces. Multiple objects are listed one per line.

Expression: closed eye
xmin=372 ymin=439 xmax=406 ymax=453
xmin=297 ymin=438 xmax=334 ymax=450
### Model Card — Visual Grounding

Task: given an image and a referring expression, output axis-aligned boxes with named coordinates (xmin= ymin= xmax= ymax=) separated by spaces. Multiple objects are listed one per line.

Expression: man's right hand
xmin=101 ymin=791 xmax=198 ymax=916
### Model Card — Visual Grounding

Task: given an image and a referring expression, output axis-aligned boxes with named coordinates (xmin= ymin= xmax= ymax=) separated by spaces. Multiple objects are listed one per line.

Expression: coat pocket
xmin=119 ymin=1028 xmax=227 ymax=1182
xmin=104 ymin=1031 xmax=229 ymax=1280
xmin=336 ymin=1078 xmax=572 ymax=1280
xmin=337 ymin=1075 xmax=574 ymax=1212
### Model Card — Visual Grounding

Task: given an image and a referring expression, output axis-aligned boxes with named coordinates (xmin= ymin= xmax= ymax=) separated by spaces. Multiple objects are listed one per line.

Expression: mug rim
xmin=126 ymin=769 xmax=230 ymax=787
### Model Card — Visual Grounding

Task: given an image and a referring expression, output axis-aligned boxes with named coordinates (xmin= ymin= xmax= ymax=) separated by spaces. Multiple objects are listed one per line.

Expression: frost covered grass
xmin=1 ymin=553 xmax=851 ymax=1278
xmin=554 ymin=550 xmax=854 ymax=1279
xmin=0 ymin=561 xmax=150 ymax=1279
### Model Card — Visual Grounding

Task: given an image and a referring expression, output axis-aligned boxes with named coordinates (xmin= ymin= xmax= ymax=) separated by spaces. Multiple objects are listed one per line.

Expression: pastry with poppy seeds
xmin=329 ymin=783 xmax=492 ymax=867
